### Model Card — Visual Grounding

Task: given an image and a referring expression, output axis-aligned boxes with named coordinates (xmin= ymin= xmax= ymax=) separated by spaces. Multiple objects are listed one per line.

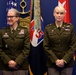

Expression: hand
xmin=8 ymin=60 xmax=17 ymax=69
xmin=59 ymin=59 xmax=65 ymax=67
xmin=55 ymin=59 xmax=65 ymax=67
xmin=55 ymin=59 xmax=61 ymax=67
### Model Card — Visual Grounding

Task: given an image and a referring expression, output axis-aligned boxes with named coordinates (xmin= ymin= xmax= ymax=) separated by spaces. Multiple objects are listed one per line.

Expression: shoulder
xmin=64 ymin=22 xmax=72 ymax=26
xmin=19 ymin=26 xmax=28 ymax=31
xmin=64 ymin=22 xmax=74 ymax=28
xmin=0 ymin=27 xmax=8 ymax=34
xmin=44 ymin=23 xmax=54 ymax=33
xmin=20 ymin=26 xmax=28 ymax=29
xmin=64 ymin=22 xmax=75 ymax=31
xmin=0 ymin=27 xmax=8 ymax=31
xmin=45 ymin=23 xmax=54 ymax=28
xmin=45 ymin=23 xmax=54 ymax=31
xmin=19 ymin=26 xmax=29 ymax=34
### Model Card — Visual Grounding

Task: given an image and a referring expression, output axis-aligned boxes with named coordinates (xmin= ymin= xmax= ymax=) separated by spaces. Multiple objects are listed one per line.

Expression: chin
xmin=57 ymin=20 xmax=62 ymax=22
xmin=8 ymin=24 xmax=13 ymax=26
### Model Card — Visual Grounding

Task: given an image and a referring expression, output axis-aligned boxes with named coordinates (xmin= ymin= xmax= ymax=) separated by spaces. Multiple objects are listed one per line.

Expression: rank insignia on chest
xmin=51 ymin=30 xmax=54 ymax=32
xmin=5 ymin=44 xmax=8 ymax=48
xmin=65 ymin=29 xmax=70 ymax=31
xmin=3 ymin=33 xmax=9 ymax=37
xmin=19 ymin=29 xmax=24 ymax=34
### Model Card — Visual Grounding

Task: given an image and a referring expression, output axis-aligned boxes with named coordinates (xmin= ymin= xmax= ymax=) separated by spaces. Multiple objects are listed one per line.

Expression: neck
xmin=55 ymin=21 xmax=63 ymax=26
xmin=10 ymin=23 xmax=18 ymax=29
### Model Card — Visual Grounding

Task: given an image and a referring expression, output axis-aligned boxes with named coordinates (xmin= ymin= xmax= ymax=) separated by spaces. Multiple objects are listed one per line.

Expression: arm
xmin=63 ymin=26 xmax=76 ymax=63
xmin=43 ymin=27 xmax=58 ymax=63
xmin=15 ymin=28 xmax=30 ymax=66
xmin=0 ymin=29 xmax=11 ymax=64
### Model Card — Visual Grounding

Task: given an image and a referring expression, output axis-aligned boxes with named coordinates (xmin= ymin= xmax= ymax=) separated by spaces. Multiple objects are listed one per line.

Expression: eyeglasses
xmin=7 ymin=16 xmax=17 ymax=18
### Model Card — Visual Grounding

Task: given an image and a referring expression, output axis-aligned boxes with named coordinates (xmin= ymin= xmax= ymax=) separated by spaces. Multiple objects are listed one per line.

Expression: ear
xmin=53 ymin=13 xmax=55 ymax=17
xmin=17 ymin=17 xmax=19 ymax=21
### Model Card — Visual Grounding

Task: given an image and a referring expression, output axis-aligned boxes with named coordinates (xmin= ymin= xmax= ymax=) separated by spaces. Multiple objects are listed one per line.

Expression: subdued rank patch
xmin=3 ymin=33 xmax=9 ymax=37
xmin=19 ymin=29 xmax=24 ymax=34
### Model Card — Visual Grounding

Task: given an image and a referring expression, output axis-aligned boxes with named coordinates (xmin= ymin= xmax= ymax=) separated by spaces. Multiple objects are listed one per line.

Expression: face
xmin=7 ymin=11 xmax=19 ymax=26
xmin=53 ymin=8 xmax=65 ymax=22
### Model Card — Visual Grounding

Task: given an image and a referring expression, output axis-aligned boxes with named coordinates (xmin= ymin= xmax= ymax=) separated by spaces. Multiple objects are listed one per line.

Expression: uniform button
xmin=11 ymin=44 xmax=14 ymax=47
xmin=59 ymin=44 xmax=61 ymax=46
xmin=59 ymin=40 xmax=60 ymax=41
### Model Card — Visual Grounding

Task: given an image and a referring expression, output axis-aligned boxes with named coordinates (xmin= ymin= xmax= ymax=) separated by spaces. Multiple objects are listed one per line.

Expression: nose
xmin=58 ymin=13 xmax=61 ymax=16
xmin=7 ymin=17 xmax=11 ymax=20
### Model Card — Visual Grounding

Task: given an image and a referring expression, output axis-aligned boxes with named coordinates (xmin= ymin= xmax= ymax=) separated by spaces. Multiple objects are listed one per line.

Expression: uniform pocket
xmin=16 ymin=35 xmax=25 ymax=39
xmin=2 ymin=36 xmax=9 ymax=39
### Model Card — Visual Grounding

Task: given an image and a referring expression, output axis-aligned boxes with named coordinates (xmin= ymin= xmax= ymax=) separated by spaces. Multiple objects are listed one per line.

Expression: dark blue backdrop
xmin=0 ymin=0 xmax=76 ymax=31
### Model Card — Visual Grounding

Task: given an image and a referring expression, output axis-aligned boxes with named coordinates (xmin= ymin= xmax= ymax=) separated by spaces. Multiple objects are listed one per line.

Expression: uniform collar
xmin=10 ymin=24 xmax=18 ymax=31
xmin=55 ymin=21 xmax=63 ymax=28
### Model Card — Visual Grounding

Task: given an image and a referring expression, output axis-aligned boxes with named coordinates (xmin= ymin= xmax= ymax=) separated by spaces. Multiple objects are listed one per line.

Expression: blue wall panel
xmin=0 ymin=0 xmax=76 ymax=31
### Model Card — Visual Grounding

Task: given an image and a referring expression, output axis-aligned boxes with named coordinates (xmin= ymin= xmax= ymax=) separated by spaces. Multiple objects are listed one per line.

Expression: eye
xmin=7 ymin=16 xmax=17 ymax=18
xmin=60 ymin=12 xmax=64 ymax=14
xmin=56 ymin=12 xmax=59 ymax=14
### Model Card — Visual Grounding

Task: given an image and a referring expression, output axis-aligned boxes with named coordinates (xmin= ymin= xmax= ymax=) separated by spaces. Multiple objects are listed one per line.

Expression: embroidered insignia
xmin=66 ymin=25 xmax=70 ymax=27
xmin=51 ymin=30 xmax=54 ymax=32
xmin=19 ymin=29 xmax=24 ymax=34
xmin=3 ymin=33 xmax=9 ymax=37
xmin=65 ymin=29 xmax=70 ymax=31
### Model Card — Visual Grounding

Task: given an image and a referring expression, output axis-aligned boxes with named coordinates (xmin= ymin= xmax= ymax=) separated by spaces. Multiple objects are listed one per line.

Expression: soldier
xmin=43 ymin=6 xmax=76 ymax=75
xmin=0 ymin=8 xmax=30 ymax=75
